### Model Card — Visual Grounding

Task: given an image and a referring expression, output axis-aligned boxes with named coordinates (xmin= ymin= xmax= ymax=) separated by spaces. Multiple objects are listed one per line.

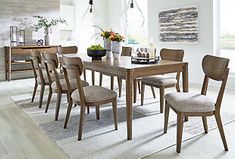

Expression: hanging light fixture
xmin=130 ymin=0 xmax=134 ymax=8
xmin=89 ymin=0 xmax=93 ymax=13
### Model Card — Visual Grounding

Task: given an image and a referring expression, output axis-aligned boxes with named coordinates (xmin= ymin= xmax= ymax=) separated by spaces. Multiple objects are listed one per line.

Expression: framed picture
xmin=159 ymin=5 xmax=199 ymax=43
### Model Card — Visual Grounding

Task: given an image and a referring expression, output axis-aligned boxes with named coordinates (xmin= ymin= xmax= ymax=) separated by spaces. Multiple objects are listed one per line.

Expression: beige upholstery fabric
xmin=71 ymin=86 xmax=117 ymax=104
xmin=141 ymin=75 xmax=177 ymax=87
xmin=51 ymin=79 xmax=89 ymax=91
xmin=165 ymin=92 xmax=215 ymax=112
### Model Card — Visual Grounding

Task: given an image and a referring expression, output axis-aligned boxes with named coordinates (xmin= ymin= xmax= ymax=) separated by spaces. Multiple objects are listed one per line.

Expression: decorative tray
xmin=131 ymin=56 xmax=160 ymax=64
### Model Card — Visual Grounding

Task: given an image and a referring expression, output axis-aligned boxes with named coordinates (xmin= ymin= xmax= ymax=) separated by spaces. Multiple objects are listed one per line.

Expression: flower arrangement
xmin=109 ymin=32 xmax=124 ymax=42
xmin=93 ymin=25 xmax=124 ymax=42
xmin=33 ymin=15 xmax=67 ymax=31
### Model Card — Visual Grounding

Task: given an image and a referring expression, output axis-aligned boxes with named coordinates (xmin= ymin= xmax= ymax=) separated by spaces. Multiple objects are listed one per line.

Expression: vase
xmin=44 ymin=27 xmax=51 ymax=46
xmin=103 ymin=38 xmax=111 ymax=58
xmin=111 ymin=41 xmax=122 ymax=59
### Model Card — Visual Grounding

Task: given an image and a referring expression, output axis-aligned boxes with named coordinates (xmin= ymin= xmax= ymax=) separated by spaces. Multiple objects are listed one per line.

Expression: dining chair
xmin=164 ymin=55 xmax=229 ymax=153
xmin=43 ymin=53 xmax=89 ymax=121
xmin=57 ymin=45 xmax=87 ymax=82
xmin=62 ymin=56 xmax=118 ymax=140
xmin=30 ymin=50 xmax=51 ymax=108
xmin=141 ymin=48 xmax=184 ymax=113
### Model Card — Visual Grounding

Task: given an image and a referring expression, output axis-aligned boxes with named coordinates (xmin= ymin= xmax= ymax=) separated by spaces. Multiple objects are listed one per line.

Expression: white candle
xmin=19 ymin=36 xmax=23 ymax=43
xmin=12 ymin=34 xmax=16 ymax=41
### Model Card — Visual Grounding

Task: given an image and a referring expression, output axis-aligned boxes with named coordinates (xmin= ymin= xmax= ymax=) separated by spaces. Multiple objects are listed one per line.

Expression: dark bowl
xmin=87 ymin=50 xmax=106 ymax=60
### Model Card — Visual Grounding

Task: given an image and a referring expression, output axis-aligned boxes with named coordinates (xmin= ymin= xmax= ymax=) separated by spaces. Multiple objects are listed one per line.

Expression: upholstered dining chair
xmin=30 ymin=50 xmax=51 ymax=108
xmin=43 ymin=53 xmax=89 ymax=121
xmin=62 ymin=56 xmax=118 ymax=140
xmin=141 ymin=48 xmax=184 ymax=113
xmin=57 ymin=45 xmax=87 ymax=82
xmin=164 ymin=55 xmax=229 ymax=153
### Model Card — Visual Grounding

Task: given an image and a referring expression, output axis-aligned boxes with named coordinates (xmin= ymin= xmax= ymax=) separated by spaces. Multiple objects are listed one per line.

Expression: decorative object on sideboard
xmin=19 ymin=30 xmax=25 ymax=46
xmin=159 ymin=6 xmax=199 ymax=43
xmin=10 ymin=26 xmax=18 ymax=46
xmin=33 ymin=15 xmax=67 ymax=46
xmin=36 ymin=39 xmax=44 ymax=46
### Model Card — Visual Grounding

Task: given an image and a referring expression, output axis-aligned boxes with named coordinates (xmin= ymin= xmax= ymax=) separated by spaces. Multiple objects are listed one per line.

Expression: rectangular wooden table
xmin=66 ymin=54 xmax=188 ymax=140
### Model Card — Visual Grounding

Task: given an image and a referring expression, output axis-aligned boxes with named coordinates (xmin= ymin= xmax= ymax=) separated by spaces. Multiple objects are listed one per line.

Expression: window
xmin=219 ymin=0 xmax=235 ymax=73
xmin=122 ymin=0 xmax=148 ymax=46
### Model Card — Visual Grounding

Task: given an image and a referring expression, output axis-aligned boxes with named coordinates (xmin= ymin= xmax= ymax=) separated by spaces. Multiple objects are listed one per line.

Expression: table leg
xmin=126 ymin=69 xmax=134 ymax=140
xmin=92 ymin=71 xmax=95 ymax=85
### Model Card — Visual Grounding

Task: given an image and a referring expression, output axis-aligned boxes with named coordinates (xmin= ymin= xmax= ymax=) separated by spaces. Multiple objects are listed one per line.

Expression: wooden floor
xmin=0 ymin=78 xmax=235 ymax=159
xmin=0 ymin=79 xmax=69 ymax=159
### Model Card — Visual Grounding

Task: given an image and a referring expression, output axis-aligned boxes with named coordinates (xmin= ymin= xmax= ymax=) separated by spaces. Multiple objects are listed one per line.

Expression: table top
xmin=64 ymin=53 xmax=186 ymax=69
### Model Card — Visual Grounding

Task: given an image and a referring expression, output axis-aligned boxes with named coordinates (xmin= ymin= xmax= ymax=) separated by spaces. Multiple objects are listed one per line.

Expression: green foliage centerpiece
xmin=87 ymin=44 xmax=106 ymax=60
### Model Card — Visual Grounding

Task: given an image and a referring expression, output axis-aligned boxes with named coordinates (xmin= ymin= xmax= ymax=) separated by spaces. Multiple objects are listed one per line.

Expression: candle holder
xmin=19 ymin=30 xmax=25 ymax=46
xmin=10 ymin=26 xmax=18 ymax=46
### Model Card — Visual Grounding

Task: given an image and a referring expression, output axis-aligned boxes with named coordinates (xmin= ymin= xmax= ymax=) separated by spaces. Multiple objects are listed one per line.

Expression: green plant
xmin=87 ymin=44 xmax=105 ymax=51
xmin=33 ymin=15 xmax=67 ymax=31
xmin=92 ymin=25 xmax=113 ymax=39
xmin=109 ymin=32 xmax=125 ymax=42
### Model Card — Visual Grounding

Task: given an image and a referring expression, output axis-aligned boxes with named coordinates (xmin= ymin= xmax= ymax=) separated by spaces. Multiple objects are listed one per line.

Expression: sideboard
xmin=4 ymin=45 xmax=59 ymax=81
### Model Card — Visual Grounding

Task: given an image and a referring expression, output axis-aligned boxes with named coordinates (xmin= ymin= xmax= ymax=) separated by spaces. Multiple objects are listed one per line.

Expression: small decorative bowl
xmin=87 ymin=50 xmax=106 ymax=60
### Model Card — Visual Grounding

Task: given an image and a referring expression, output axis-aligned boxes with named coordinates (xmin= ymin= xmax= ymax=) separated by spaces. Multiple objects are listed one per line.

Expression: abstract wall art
xmin=159 ymin=6 xmax=199 ymax=43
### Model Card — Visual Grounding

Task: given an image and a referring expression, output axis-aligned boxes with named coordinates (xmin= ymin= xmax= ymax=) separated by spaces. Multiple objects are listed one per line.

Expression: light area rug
xmin=11 ymin=87 xmax=235 ymax=159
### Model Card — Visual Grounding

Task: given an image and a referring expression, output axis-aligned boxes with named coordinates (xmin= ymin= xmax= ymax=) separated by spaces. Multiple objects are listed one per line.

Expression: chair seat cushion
xmin=165 ymin=92 xmax=215 ymax=112
xmin=51 ymin=79 xmax=89 ymax=92
xmin=71 ymin=86 xmax=117 ymax=105
xmin=141 ymin=75 xmax=177 ymax=87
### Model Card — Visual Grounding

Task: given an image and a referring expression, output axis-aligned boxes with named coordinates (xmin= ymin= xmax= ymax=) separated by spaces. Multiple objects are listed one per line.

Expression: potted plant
xmin=109 ymin=32 xmax=125 ymax=59
xmin=33 ymin=15 xmax=66 ymax=45
xmin=93 ymin=25 xmax=113 ymax=58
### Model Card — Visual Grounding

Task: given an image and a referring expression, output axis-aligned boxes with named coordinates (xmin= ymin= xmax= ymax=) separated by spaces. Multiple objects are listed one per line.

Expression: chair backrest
xmin=57 ymin=46 xmax=78 ymax=54
xmin=121 ymin=46 xmax=132 ymax=56
xmin=160 ymin=48 xmax=184 ymax=83
xmin=160 ymin=48 xmax=184 ymax=62
xmin=30 ymin=50 xmax=45 ymax=84
xmin=43 ymin=53 xmax=61 ymax=89
xmin=62 ymin=56 xmax=86 ymax=104
xmin=200 ymin=55 xmax=229 ymax=111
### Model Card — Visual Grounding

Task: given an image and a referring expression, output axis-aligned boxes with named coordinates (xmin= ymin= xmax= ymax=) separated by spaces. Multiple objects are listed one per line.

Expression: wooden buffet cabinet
xmin=4 ymin=45 xmax=59 ymax=81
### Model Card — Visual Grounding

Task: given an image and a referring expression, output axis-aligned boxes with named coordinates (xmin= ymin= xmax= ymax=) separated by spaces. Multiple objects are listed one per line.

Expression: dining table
xmin=64 ymin=54 xmax=188 ymax=140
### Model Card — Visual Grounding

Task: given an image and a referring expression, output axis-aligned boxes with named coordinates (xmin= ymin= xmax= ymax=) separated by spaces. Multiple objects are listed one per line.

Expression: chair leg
xmin=141 ymin=83 xmax=145 ymax=106
xmin=133 ymin=79 xmax=137 ymax=103
xmin=31 ymin=81 xmax=38 ymax=103
xmin=95 ymin=106 xmax=100 ymax=120
xmin=78 ymin=105 xmax=86 ymax=141
xmin=112 ymin=98 xmax=118 ymax=130
xmin=45 ymin=87 xmax=52 ymax=113
xmin=64 ymin=100 xmax=73 ymax=128
xmin=215 ymin=112 xmax=228 ymax=151
xmin=111 ymin=76 xmax=114 ymax=90
xmin=164 ymin=102 xmax=170 ymax=134
xmin=99 ymin=73 xmax=103 ymax=86
xmin=54 ymin=92 xmax=62 ymax=121
xmin=176 ymin=113 xmax=184 ymax=153
xmin=117 ymin=77 xmax=122 ymax=97
xmin=151 ymin=86 xmax=156 ymax=98
xmin=137 ymin=80 xmax=141 ymax=94
xmin=159 ymin=87 xmax=165 ymax=113
xmin=92 ymin=71 xmax=95 ymax=85
xmin=39 ymin=84 xmax=45 ymax=108
xmin=202 ymin=116 xmax=208 ymax=133
xmin=83 ymin=69 xmax=87 ymax=81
